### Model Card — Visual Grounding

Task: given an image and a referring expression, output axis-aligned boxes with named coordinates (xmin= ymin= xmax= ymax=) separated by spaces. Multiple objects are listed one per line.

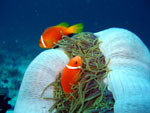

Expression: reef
xmin=0 ymin=50 xmax=34 ymax=113
xmin=41 ymin=32 xmax=114 ymax=113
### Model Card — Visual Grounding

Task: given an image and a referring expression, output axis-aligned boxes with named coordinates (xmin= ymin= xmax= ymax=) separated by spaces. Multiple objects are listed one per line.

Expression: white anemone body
xmin=95 ymin=28 xmax=150 ymax=113
xmin=14 ymin=49 xmax=69 ymax=113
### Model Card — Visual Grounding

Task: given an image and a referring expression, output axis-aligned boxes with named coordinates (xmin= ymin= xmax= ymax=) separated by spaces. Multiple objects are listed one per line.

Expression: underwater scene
xmin=0 ymin=0 xmax=150 ymax=113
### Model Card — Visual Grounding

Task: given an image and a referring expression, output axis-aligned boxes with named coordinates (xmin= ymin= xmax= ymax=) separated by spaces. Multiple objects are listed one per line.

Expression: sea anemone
xmin=14 ymin=28 xmax=150 ymax=113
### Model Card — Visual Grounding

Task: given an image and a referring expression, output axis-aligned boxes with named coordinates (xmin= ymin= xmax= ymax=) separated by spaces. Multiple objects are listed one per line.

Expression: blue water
xmin=0 ymin=0 xmax=150 ymax=112
xmin=0 ymin=0 xmax=150 ymax=51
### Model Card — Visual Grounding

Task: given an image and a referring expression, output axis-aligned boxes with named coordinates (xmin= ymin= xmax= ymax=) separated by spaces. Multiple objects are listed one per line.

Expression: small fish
xmin=61 ymin=55 xmax=82 ymax=96
xmin=39 ymin=22 xmax=84 ymax=49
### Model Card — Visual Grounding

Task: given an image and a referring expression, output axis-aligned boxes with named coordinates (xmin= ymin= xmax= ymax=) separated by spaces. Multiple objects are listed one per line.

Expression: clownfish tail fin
xmin=67 ymin=23 xmax=84 ymax=33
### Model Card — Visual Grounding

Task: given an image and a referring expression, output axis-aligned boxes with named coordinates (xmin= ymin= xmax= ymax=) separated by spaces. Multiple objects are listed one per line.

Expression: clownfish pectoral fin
xmin=67 ymin=23 xmax=84 ymax=33
xmin=44 ymin=40 xmax=54 ymax=47
xmin=56 ymin=22 xmax=69 ymax=27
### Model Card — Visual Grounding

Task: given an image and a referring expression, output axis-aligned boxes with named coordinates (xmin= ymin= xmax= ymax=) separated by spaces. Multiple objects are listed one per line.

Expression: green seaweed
xmin=41 ymin=32 xmax=114 ymax=113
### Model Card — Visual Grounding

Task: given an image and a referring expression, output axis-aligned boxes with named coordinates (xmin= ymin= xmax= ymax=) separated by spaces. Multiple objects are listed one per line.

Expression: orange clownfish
xmin=39 ymin=22 xmax=84 ymax=49
xmin=61 ymin=55 xmax=82 ymax=96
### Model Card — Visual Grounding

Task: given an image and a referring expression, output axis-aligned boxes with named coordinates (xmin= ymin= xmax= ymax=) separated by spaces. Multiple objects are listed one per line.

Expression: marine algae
xmin=41 ymin=32 xmax=114 ymax=113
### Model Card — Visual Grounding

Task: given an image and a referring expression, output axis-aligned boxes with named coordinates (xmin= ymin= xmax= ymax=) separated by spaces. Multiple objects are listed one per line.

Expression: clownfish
xmin=61 ymin=55 xmax=82 ymax=96
xmin=39 ymin=22 xmax=84 ymax=49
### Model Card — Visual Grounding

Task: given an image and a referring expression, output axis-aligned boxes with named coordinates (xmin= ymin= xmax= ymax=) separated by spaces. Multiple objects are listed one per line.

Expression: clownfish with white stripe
xmin=39 ymin=22 xmax=84 ymax=49
xmin=61 ymin=55 xmax=82 ymax=97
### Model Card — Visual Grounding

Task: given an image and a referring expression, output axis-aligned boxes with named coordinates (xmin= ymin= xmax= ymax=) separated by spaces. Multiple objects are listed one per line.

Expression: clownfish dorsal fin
xmin=56 ymin=22 xmax=69 ymax=27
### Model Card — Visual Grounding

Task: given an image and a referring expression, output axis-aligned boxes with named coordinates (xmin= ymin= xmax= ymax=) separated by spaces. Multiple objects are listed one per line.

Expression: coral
xmin=0 ymin=67 xmax=21 ymax=94
xmin=0 ymin=49 xmax=33 ymax=112
xmin=0 ymin=66 xmax=22 ymax=109
xmin=0 ymin=95 xmax=11 ymax=113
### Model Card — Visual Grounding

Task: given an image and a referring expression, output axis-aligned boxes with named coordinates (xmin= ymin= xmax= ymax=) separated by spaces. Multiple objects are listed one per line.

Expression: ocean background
xmin=0 ymin=0 xmax=150 ymax=112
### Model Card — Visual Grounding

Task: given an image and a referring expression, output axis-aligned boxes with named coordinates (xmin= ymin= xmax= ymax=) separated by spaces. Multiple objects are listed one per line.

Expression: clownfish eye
xmin=74 ymin=61 xmax=78 ymax=65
